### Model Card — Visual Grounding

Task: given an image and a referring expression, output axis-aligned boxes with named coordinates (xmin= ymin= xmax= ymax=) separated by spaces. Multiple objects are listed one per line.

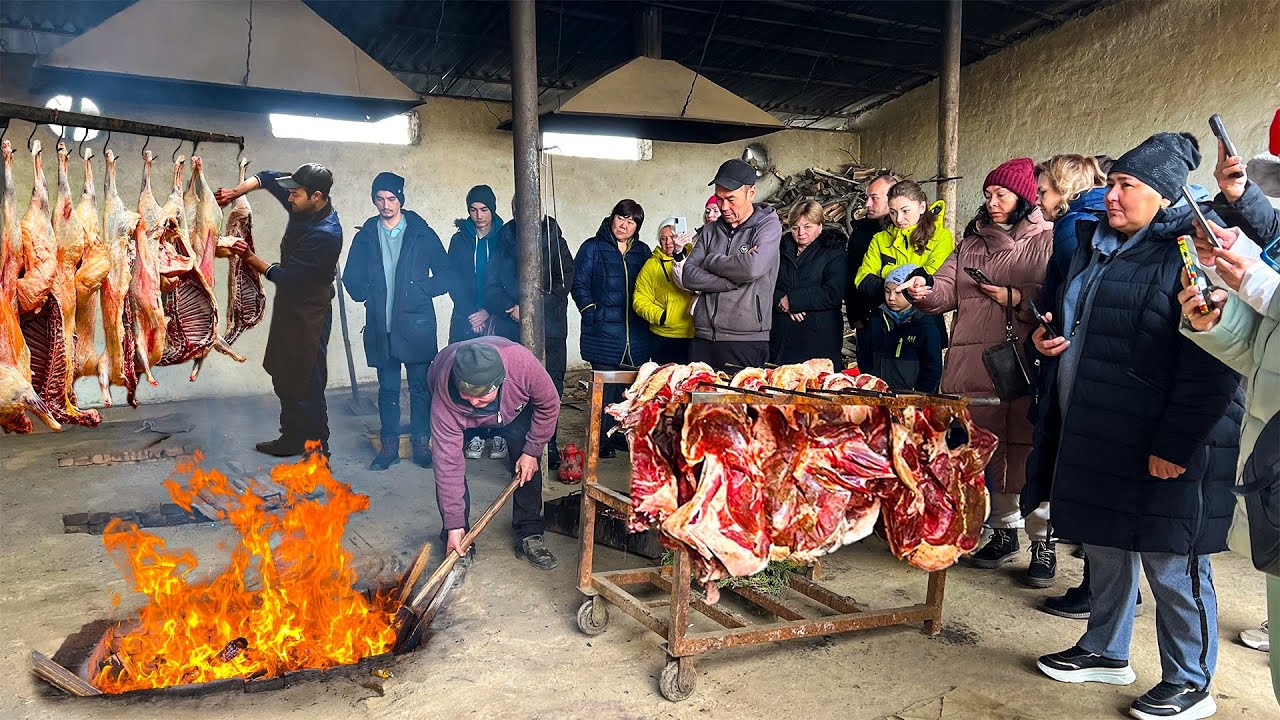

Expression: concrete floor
xmin=0 ymin=380 xmax=1275 ymax=720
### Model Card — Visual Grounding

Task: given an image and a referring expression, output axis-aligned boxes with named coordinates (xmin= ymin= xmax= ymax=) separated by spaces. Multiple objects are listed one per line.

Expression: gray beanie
xmin=452 ymin=342 xmax=506 ymax=395
xmin=1110 ymin=132 xmax=1201 ymax=201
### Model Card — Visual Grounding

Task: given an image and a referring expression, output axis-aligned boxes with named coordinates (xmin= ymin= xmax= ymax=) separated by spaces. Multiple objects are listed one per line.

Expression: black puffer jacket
xmin=770 ymin=228 xmax=848 ymax=367
xmin=484 ymin=216 xmax=575 ymax=342
xmin=1027 ymin=205 xmax=1244 ymax=555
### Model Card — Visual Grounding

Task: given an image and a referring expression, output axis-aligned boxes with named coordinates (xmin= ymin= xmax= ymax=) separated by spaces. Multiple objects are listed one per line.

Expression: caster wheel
xmin=576 ymin=599 xmax=609 ymax=635
xmin=659 ymin=659 xmax=696 ymax=701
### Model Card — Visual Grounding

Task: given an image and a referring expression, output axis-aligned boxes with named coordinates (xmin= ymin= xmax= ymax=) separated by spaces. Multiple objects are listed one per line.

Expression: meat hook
xmin=78 ymin=129 xmax=88 ymax=158
xmin=26 ymin=123 xmax=38 ymax=151
xmin=0 ymin=120 xmax=8 ymax=143
xmin=141 ymin=135 xmax=151 ymax=157
xmin=172 ymin=139 xmax=184 ymax=163
xmin=191 ymin=140 xmax=201 ymax=157
xmin=102 ymin=130 xmax=112 ymax=152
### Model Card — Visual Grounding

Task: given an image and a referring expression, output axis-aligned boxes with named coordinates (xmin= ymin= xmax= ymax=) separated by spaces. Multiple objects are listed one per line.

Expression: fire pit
xmin=32 ymin=446 xmax=422 ymax=698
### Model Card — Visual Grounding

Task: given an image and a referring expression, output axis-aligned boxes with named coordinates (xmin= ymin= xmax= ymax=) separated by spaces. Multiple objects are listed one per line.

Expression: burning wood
xmin=90 ymin=444 xmax=399 ymax=693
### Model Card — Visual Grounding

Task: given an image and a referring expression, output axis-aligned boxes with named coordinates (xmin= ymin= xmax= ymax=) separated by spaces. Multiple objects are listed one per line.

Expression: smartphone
xmin=1180 ymin=185 xmax=1222 ymax=250
xmin=673 ymin=216 xmax=688 ymax=235
xmin=963 ymin=267 xmax=994 ymax=285
xmin=1177 ymin=236 xmax=1212 ymax=315
xmin=1209 ymin=114 xmax=1239 ymax=159
xmin=1026 ymin=298 xmax=1058 ymax=339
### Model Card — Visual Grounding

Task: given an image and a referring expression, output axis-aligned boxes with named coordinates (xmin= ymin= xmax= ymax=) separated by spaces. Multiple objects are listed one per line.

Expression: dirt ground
xmin=0 ymin=378 xmax=1275 ymax=720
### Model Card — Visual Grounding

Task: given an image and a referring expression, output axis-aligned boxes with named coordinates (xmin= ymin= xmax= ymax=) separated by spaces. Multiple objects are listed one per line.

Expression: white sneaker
xmin=1241 ymin=621 xmax=1269 ymax=652
xmin=489 ymin=436 xmax=509 ymax=459
xmin=464 ymin=436 xmax=486 ymax=459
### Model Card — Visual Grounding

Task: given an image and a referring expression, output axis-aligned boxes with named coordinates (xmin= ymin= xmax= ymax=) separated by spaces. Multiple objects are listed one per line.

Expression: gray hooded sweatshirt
xmin=679 ymin=203 xmax=783 ymax=342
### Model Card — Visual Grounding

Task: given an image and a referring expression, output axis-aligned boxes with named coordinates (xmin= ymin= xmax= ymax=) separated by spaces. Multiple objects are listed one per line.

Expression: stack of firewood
xmin=763 ymin=163 xmax=892 ymax=236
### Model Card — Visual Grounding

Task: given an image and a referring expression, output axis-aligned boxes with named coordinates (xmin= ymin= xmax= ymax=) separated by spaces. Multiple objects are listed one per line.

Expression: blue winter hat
xmin=884 ymin=263 xmax=921 ymax=287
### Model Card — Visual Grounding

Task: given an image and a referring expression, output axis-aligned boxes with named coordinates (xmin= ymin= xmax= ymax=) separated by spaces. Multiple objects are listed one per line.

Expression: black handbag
xmin=981 ymin=288 xmax=1031 ymax=402
xmin=1234 ymin=409 xmax=1280 ymax=577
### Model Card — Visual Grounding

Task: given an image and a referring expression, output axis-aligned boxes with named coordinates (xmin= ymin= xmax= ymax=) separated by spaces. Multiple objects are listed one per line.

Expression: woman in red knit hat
xmin=903 ymin=157 xmax=1057 ymax=584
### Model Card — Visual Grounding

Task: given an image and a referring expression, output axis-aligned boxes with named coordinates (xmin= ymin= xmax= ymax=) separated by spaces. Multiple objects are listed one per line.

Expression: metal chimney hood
xmin=504 ymin=56 xmax=784 ymax=144
xmin=30 ymin=0 xmax=421 ymax=122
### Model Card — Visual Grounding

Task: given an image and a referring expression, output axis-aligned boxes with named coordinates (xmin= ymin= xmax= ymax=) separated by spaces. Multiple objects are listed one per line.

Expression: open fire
xmin=91 ymin=444 xmax=398 ymax=693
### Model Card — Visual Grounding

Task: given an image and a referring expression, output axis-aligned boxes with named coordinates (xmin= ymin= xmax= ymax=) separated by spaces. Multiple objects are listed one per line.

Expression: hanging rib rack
xmin=0 ymin=102 xmax=244 ymax=148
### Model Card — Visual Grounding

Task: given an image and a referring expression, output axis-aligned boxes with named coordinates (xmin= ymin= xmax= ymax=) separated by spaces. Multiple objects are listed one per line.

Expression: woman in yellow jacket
xmin=853 ymin=180 xmax=955 ymax=302
xmin=633 ymin=218 xmax=694 ymax=364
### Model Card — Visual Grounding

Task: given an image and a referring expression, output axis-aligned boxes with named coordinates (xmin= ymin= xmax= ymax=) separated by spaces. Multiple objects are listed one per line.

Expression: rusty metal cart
xmin=574 ymin=370 xmax=973 ymax=701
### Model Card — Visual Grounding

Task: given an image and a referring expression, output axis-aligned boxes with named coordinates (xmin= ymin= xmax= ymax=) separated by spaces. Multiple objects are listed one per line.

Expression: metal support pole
xmin=936 ymin=0 xmax=961 ymax=236
xmin=510 ymin=0 xmax=544 ymax=362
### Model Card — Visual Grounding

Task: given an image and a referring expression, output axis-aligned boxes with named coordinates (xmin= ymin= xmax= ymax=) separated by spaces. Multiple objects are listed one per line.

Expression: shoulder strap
xmin=1004 ymin=286 xmax=1016 ymax=342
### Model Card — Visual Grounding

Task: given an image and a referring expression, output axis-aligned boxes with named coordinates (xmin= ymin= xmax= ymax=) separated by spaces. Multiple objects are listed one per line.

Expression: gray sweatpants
xmin=1078 ymin=544 xmax=1218 ymax=689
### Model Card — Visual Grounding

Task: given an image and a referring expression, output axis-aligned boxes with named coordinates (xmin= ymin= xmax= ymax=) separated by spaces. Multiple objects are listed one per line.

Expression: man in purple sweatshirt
xmin=429 ymin=337 xmax=560 ymax=572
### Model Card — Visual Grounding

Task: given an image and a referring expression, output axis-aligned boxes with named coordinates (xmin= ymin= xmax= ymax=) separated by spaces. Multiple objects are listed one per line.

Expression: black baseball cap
xmin=709 ymin=159 xmax=758 ymax=191
xmin=278 ymin=163 xmax=333 ymax=196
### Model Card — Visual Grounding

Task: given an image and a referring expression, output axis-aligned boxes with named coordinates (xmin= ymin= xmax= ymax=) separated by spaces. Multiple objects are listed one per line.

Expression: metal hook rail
xmin=0 ymin=102 xmax=243 ymax=148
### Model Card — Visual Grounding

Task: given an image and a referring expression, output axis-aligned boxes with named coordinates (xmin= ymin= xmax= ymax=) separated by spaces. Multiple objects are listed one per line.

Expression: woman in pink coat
xmin=904 ymin=157 xmax=1055 ymax=585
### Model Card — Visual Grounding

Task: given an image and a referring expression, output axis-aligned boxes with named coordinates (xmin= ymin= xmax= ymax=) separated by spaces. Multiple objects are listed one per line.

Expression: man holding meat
xmin=677 ymin=158 xmax=783 ymax=371
xmin=429 ymin=337 xmax=561 ymax=575
xmin=216 ymin=164 xmax=342 ymax=457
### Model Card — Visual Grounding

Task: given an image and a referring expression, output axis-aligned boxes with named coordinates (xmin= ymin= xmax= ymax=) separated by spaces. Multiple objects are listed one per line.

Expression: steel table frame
xmin=575 ymin=370 xmax=949 ymax=700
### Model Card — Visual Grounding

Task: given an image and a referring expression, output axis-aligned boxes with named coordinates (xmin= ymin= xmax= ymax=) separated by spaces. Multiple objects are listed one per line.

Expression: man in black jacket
xmin=217 ymin=164 xmax=342 ymax=457
xmin=343 ymin=173 xmax=453 ymax=470
xmin=846 ymin=174 xmax=895 ymax=369
xmin=484 ymin=198 xmax=574 ymax=468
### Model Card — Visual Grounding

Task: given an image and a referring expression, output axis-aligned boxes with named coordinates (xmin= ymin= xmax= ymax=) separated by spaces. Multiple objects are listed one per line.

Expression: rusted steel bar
xmin=786 ymin=573 xmax=863 ymax=614
xmin=724 ymin=586 xmax=806 ymax=622
xmin=593 ymin=575 xmax=669 ymax=638
xmin=584 ymin=483 xmax=631 ymax=515
xmin=675 ymin=605 xmax=936 ymax=656
xmin=668 ymin=548 xmax=694 ymax=656
xmin=936 ymin=0 xmax=961 ymax=235
xmin=686 ymin=390 xmax=969 ymax=409
xmin=0 ymin=102 xmax=243 ymax=146
xmin=650 ymin=574 xmax=749 ymax=630
xmin=923 ymin=569 xmax=947 ymax=636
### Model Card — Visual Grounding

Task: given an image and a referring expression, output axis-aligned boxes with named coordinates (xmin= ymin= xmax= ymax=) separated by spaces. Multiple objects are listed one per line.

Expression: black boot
xmin=412 ymin=437 xmax=433 ymax=469
xmin=548 ymin=437 xmax=561 ymax=471
xmin=1044 ymin=581 xmax=1090 ymax=619
xmin=256 ymin=436 xmax=305 ymax=457
xmin=370 ymin=437 xmax=400 ymax=471
xmin=1023 ymin=541 xmax=1057 ymax=588
xmin=516 ymin=534 xmax=559 ymax=570
xmin=970 ymin=528 xmax=1020 ymax=569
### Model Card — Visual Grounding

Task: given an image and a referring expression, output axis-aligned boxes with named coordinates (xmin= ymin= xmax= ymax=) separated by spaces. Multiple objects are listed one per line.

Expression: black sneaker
xmin=597 ymin=442 xmax=616 ymax=460
xmin=412 ymin=437 xmax=433 ymax=469
xmin=970 ymin=528 xmax=1020 ymax=569
xmin=548 ymin=438 xmax=561 ymax=471
xmin=1044 ymin=582 xmax=1090 ymax=619
xmin=1129 ymin=681 xmax=1216 ymax=719
xmin=1037 ymin=646 xmax=1136 ymax=685
xmin=1023 ymin=541 xmax=1057 ymax=588
xmin=370 ymin=438 xmax=400 ymax=471
xmin=516 ymin=534 xmax=558 ymax=571
xmin=256 ymin=436 xmax=305 ymax=457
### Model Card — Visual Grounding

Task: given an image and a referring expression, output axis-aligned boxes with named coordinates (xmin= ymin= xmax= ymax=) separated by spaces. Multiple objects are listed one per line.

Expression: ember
xmin=92 ymin=444 xmax=397 ymax=693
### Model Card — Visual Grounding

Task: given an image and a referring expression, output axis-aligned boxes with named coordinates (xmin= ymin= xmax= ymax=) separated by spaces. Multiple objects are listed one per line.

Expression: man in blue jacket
xmin=343 ymin=172 xmax=453 ymax=471
xmin=217 ymin=163 xmax=342 ymax=457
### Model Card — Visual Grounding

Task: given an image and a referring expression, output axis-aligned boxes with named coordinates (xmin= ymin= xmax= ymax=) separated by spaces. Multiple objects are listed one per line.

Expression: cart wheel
xmin=659 ymin=659 xmax=696 ymax=702
xmin=576 ymin=598 xmax=609 ymax=635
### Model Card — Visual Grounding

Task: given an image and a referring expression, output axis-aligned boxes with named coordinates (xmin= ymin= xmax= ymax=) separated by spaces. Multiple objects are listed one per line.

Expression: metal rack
xmin=573 ymin=370 xmax=957 ymax=702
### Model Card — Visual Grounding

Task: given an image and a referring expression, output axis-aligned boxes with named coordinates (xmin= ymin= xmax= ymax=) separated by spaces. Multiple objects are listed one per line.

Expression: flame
xmin=93 ymin=443 xmax=398 ymax=693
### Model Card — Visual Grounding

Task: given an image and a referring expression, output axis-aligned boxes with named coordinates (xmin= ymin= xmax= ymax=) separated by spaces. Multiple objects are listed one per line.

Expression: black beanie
xmin=1110 ymin=132 xmax=1202 ymax=201
xmin=371 ymin=171 xmax=405 ymax=205
xmin=466 ymin=184 xmax=497 ymax=213
xmin=452 ymin=342 xmax=506 ymax=395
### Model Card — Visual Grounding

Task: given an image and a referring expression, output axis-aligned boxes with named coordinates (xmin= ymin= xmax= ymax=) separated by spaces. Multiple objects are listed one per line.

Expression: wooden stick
xmin=31 ymin=651 xmax=102 ymax=696
xmin=407 ymin=475 xmax=523 ymax=610
xmin=396 ymin=542 xmax=433 ymax=607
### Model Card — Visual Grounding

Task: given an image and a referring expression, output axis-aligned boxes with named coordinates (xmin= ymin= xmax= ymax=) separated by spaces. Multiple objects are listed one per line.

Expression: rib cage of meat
xmin=222 ymin=158 xmax=265 ymax=346
xmin=132 ymin=150 xmax=169 ymax=388
xmin=42 ymin=143 xmax=100 ymax=427
xmin=158 ymin=158 xmax=221 ymax=377
xmin=0 ymin=139 xmax=60 ymax=433
xmin=609 ymin=362 xmax=997 ymax=599
xmin=96 ymin=149 xmax=140 ymax=408
xmin=15 ymin=141 xmax=56 ymax=315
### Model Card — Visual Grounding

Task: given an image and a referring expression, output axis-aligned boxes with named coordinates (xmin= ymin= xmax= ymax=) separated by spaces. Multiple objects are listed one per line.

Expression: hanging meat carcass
xmin=16 ymin=139 xmax=76 ymax=431
xmin=96 ymin=149 xmax=141 ymax=407
xmin=609 ymin=363 xmax=997 ymax=599
xmin=43 ymin=142 xmax=100 ymax=426
xmin=0 ymin=139 xmax=60 ymax=433
xmin=158 ymin=157 xmax=222 ymax=378
xmin=180 ymin=156 xmax=244 ymax=380
xmin=132 ymin=150 xmax=169 ymax=387
xmin=222 ymin=158 xmax=265 ymax=346
xmin=72 ymin=148 xmax=109 ymax=386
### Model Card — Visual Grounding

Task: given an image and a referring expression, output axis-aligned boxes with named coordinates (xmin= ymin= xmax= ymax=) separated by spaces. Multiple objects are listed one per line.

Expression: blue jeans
xmin=1079 ymin=544 xmax=1218 ymax=689
xmin=375 ymin=357 xmax=432 ymax=441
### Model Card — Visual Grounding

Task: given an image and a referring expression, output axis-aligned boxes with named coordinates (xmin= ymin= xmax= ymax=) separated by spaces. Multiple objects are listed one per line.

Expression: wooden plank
xmin=31 ymin=651 xmax=102 ymax=696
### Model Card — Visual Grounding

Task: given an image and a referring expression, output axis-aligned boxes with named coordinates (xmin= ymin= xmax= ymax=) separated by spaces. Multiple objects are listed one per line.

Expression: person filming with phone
xmin=633 ymin=217 xmax=695 ymax=364
xmin=1024 ymin=132 xmax=1243 ymax=720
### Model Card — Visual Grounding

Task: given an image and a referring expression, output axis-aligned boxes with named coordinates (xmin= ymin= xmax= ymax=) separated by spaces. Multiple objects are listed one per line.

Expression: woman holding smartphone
xmin=903 ymin=157 xmax=1055 ymax=584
